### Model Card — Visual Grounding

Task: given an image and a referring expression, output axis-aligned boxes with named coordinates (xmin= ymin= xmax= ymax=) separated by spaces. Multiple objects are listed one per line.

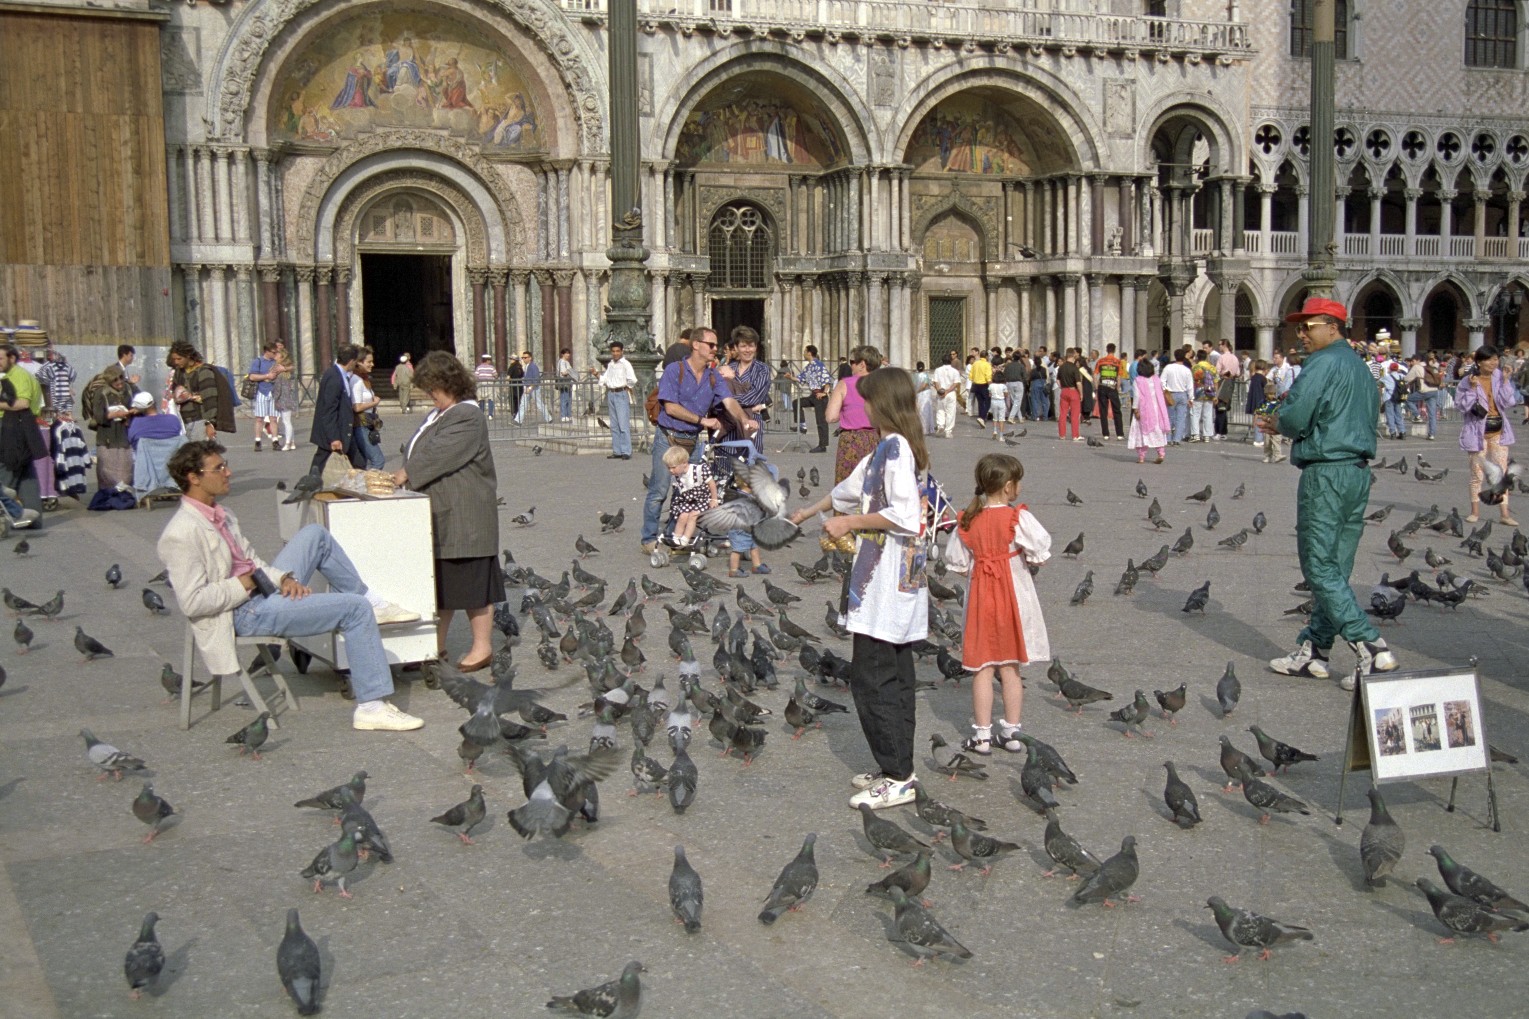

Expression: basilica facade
xmin=2 ymin=0 xmax=1528 ymax=379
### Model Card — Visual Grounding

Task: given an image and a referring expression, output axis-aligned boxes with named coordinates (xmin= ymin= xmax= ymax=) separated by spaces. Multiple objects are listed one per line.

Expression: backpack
xmin=204 ymin=365 xmax=238 ymax=433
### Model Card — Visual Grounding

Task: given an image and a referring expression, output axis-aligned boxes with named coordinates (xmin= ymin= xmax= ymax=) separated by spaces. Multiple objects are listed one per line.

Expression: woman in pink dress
xmin=1128 ymin=358 xmax=1171 ymax=464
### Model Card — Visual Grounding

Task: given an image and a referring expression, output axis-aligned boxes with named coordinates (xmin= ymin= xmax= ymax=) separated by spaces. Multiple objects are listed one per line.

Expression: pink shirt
xmin=1216 ymin=351 xmax=1241 ymax=377
xmin=184 ymin=498 xmax=256 ymax=578
xmin=840 ymin=375 xmax=872 ymax=431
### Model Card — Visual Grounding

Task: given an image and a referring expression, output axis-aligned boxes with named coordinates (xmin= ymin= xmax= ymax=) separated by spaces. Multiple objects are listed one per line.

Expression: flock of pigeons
xmin=5 ymin=434 xmax=1529 ymax=1016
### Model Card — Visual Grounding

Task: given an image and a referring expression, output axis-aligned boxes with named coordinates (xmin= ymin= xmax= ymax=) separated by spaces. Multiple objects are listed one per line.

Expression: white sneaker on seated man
xmin=156 ymin=439 xmax=424 ymax=732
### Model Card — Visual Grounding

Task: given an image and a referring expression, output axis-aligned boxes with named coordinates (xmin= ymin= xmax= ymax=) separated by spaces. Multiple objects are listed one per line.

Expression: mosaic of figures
xmin=675 ymin=77 xmax=845 ymax=169
xmin=907 ymin=95 xmax=1033 ymax=176
xmin=271 ymin=11 xmax=540 ymax=150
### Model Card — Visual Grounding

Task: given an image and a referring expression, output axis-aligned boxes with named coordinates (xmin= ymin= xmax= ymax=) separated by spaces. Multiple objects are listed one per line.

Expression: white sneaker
xmin=1269 ymin=639 xmax=1330 ymax=679
xmin=353 ymin=701 xmax=424 ymax=731
xmin=850 ymin=771 xmax=882 ymax=790
xmin=373 ymin=601 xmax=422 ymax=625
xmin=849 ymin=774 xmax=917 ymax=810
xmin=9 ymin=508 xmax=39 ymax=529
xmin=1348 ymin=638 xmax=1398 ymax=676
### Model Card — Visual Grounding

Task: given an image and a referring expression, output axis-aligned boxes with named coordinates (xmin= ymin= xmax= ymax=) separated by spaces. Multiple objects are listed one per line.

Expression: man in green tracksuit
xmin=1259 ymin=297 xmax=1398 ymax=690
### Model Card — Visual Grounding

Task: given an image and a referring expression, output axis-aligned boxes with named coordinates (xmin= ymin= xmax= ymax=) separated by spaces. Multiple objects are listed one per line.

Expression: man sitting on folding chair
xmin=156 ymin=439 xmax=425 ymax=732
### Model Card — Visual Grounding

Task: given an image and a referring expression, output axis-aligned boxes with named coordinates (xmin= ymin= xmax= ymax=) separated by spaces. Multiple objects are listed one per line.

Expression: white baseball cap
xmin=131 ymin=392 xmax=155 ymax=410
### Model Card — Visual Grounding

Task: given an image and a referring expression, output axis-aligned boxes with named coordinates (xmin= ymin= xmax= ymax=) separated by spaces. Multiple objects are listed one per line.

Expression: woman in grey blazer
xmin=394 ymin=351 xmax=504 ymax=672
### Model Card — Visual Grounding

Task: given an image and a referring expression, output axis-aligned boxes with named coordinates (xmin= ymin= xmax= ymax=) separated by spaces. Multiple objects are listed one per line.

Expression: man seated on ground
xmin=128 ymin=391 xmax=185 ymax=497
xmin=157 ymin=440 xmax=425 ymax=732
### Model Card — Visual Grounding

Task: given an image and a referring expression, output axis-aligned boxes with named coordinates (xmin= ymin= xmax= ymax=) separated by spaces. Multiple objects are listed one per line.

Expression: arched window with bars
xmin=1466 ymin=0 xmax=1519 ymax=68
xmin=1289 ymin=0 xmax=1349 ymax=59
xmin=707 ymin=203 xmax=774 ymax=291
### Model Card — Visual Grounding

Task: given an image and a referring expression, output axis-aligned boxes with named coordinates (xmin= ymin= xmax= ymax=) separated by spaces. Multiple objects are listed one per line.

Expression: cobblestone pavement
xmin=0 ymin=411 xmax=1524 ymax=1019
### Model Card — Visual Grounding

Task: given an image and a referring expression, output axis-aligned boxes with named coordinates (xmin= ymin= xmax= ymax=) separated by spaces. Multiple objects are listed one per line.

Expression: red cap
xmin=1284 ymin=297 xmax=1348 ymax=324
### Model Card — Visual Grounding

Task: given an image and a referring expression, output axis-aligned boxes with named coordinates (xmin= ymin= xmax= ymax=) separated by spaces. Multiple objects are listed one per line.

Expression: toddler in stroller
xmin=650 ymin=438 xmax=770 ymax=569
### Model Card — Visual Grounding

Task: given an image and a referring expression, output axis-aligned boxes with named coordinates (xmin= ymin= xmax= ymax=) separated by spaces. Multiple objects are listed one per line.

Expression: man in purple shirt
xmin=640 ymin=327 xmax=755 ymax=552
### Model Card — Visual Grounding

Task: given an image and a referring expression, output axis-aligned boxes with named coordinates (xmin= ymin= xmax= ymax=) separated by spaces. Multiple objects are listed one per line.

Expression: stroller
xmin=649 ymin=437 xmax=776 ymax=570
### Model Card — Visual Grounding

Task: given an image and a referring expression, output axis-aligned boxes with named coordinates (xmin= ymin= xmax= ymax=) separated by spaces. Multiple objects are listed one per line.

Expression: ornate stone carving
xmin=910 ymin=190 xmax=1000 ymax=260
xmin=294 ymin=131 xmax=522 ymax=261
xmin=697 ymin=186 xmax=786 ymax=235
xmin=334 ymin=171 xmax=486 ymax=265
xmin=215 ymin=0 xmax=603 ymax=150
xmin=552 ymin=269 xmax=577 ymax=288
xmin=162 ymin=26 xmax=202 ymax=94
xmin=295 ymin=265 xmax=316 ymax=283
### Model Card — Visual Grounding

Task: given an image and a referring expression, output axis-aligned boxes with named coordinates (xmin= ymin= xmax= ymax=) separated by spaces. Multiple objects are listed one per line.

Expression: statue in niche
xmin=1107 ymin=226 xmax=1123 ymax=255
xmin=392 ymin=198 xmax=415 ymax=242
xmin=870 ymin=50 xmax=896 ymax=107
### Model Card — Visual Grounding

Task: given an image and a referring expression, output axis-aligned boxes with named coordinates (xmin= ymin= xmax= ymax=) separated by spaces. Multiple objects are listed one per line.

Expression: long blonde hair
xmin=959 ymin=453 xmax=1025 ymax=532
xmin=856 ymin=367 xmax=928 ymax=471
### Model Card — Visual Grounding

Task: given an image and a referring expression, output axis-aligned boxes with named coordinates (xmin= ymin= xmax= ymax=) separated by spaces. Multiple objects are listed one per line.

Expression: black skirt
xmin=434 ymin=555 xmax=506 ymax=611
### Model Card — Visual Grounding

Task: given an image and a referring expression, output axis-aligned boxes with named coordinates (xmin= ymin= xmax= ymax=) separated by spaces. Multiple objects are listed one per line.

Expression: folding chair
xmin=180 ymin=626 xmax=298 ymax=730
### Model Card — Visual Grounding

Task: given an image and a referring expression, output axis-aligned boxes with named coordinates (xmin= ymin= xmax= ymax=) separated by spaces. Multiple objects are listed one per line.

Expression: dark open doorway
xmin=361 ymin=254 xmax=454 ymax=373
xmin=710 ymin=298 xmax=766 ymax=354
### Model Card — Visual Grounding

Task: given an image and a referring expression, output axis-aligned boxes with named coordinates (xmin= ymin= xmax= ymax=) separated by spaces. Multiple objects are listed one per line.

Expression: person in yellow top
xmin=1189 ymin=350 xmax=1219 ymax=442
xmin=1093 ymin=343 xmax=1125 ymax=440
xmin=969 ymin=348 xmax=994 ymax=425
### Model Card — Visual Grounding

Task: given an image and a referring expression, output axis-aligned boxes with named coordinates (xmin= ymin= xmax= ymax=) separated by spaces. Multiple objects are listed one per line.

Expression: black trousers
xmin=850 ymin=632 xmax=917 ymax=781
xmin=1096 ymin=385 xmax=1122 ymax=437
xmin=797 ymin=392 xmax=829 ymax=448
xmin=972 ymin=383 xmax=991 ymax=421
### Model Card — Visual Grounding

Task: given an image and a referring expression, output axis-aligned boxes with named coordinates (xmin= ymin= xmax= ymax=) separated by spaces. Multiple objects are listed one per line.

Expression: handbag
xmin=239 ymin=376 xmax=258 ymax=401
xmin=1485 ymin=414 xmax=1504 ymax=434
xmin=1163 ymin=391 xmax=1176 ymax=407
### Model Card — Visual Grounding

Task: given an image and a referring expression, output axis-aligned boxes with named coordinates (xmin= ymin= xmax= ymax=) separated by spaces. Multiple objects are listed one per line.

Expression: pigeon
xmin=1163 ymin=761 xmax=1201 ymax=829
xmin=81 ymin=729 xmax=146 ymax=780
xmin=667 ymin=743 xmax=697 ymax=814
xmin=431 ymin=784 xmax=487 ymax=844
xmin=1147 ymin=499 xmax=1172 ymax=530
xmin=225 ymin=711 xmax=271 ymax=759
xmin=934 ymin=645 xmax=966 ymax=684
xmin=1204 ymin=503 xmax=1220 ymax=530
xmin=1069 ymin=570 xmax=1094 ymax=606
xmin=867 ymin=849 xmax=934 ymax=904
xmin=669 ymin=846 xmax=704 ymax=932
xmin=1186 ymin=485 xmax=1212 ymax=502
xmin=1360 ymin=786 xmax=1404 ymax=887
xmin=762 ymin=578 xmax=800 ymax=606
xmin=1428 ymin=845 xmax=1529 ymax=913
xmin=12 ymin=538 xmax=29 ymax=556
xmin=294 ymin=771 xmax=368 ymax=813
xmin=1062 ymin=532 xmax=1085 ymax=557
xmin=1393 ymin=455 xmax=1408 ymax=474
xmin=1416 ymin=467 xmax=1449 ymax=482
xmin=302 ymin=822 xmax=361 ymax=896
xmin=858 ymin=803 xmax=931 ymax=866
xmin=1108 ymin=689 xmax=1152 ymax=740
xmin=758 ymin=832 xmax=819 ymax=924
xmin=1387 ymin=529 xmax=1414 ymax=561
xmin=140 ymin=586 xmax=169 ymax=615
xmin=106 ymin=563 xmax=123 ymax=589
xmin=32 ymin=589 xmax=63 ymax=620
xmin=948 ymin=814 xmax=1019 ymax=875
xmin=928 ymin=733 xmax=987 ymax=781
xmin=546 ymin=960 xmax=648 ymax=1018
xmin=148 ymin=569 xmax=170 ymax=586
xmin=1218 ymin=735 xmax=1265 ymax=791
xmin=1055 ymin=670 xmax=1114 ymax=713
xmin=132 ymin=783 xmax=174 ymax=842
xmin=1217 ymin=528 xmax=1250 ymax=550
xmin=276 ymin=909 xmax=322 ymax=1015
xmin=1171 ymin=526 xmax=1195 ymax=556
xmin=1072 ymin=836 xmax=1140 ymax=907
xmin=910 ymin=781 xmax=986 ymax=840
xmin=792 ymin=675 xmax=848 ymax=716
xmin=1237 ymin=763 xmax=1310 ymax=824
xmin=698 ymin=461 xmax=800 ymax=549
xmin=1114 ymin=559 xmax=1139 ymax=596
xmin=1251 ymin=511 xmax=1267 ymax=534
xmin=1086 ymin=435 xmax=1105 ymax=448
xmin=809 ymin=466 xmax=821 ymax=487
xmin=574 ymin=534 xmax=599 ymax=559
xmin=14 ymin=617 xmax=34 ymax=653
xmin=1140 ymin=544 xmax=1171 ymax=575
xmin=598 ymin=507 xmax=625 ymax=533
xmin=75 ymin=626 xmax=113 ymax=661
xmin=1066 ymin=488 xmax=1084 ymax=505
xmin=1182 ymin=580 xmax=1211 ymax=614
xmin=504 ymin=744 xmax=619 ymax=840
xmin=1216 ymin=662 xmax=1240 ymax=716
xmin=1153 ymin=684 xmax=1187 ymax=724
xmin=1231 ymin=482 xmax=1245 ymax=500
xmin=1135 ymin=479 xmax=1149 ymax=498
xmin=629 ymin=744 xmax=667 ymax=793
xmin=123 ymin=911 xmax=164 ymax=1000
xmin=1248 ymin=725 xmax=1318 ymax=774
xmin=281 ymin=473 xmax=323 ymax=505
xmin=1206 ymin=896 xmax=1313 ymax=962
xmin=1042 ymin=808 xmax=1102 ymax=879
xmin=783 ymin=695 xmax=819 ymax=738
xmin=1416 ymin=878 xmax=1529 ymax=943
xmin=887 ymin=886 xmax=972 ymax=966
xmin=1368 ymin=587 xmax=1406 ymax=623
xmin=511 ymin=506 xmax=536 ymax=526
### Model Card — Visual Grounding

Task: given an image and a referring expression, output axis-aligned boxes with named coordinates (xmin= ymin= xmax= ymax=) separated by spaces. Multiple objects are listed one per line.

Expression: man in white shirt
xmin=596 ymin=340 xmax=638 ymax=459
xmin=556 ymin=348 xmax=575 ymax=422
xmin=1160 ymin=350 xmax=1194 ymax=445
xmin=931 ymin=351 xmax=963 ymax=438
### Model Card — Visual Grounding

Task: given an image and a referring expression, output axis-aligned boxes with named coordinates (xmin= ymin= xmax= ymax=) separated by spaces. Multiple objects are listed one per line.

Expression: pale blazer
xmin=157 ymin=499 xmax=284 ymax=676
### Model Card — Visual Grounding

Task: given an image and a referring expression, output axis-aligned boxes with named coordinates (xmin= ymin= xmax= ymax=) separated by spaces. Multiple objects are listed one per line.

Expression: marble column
xmin=213 ymin=149 xmax=233 ymax=243
xmin=1253 ymin=316 xmax=1277 ymax=360
xmin=490 ymin=270 xmax=509 ymax=367
xmin=315 ymin=267 xmax=333 ymax=368
xmin=866 ymin=170 xmax=880 ymax=250
xmin=651 ymin=270 xmax=668 ymax=347
xmin=253 ymin=151 xmax=273 ymax=254
xmin=1510 ymin=191 xmax=1525 ymax=253
xmin=206 ymin=265 xmax=230 ymax=369
xmin=1369 ymin=187 xmax=1384 ymax=254
xmin=1473 ymin=193 xmax=1488 ymax=255
xmin=1296 ymin=186 xmax=1310 ymax=253
xmin=1398 ymin=316 xmax=1421 ymax=358
xmin=1119 ymin=277 xmax=1136 ymax=352
xmin=193 ymin=148 xmax=215 ymax=243
xmin=1022 ymin=181 xmax=1036 ymax=252
xmin=1439 ymin=189 xmax=1456 ymax=244
xmin=1091 ymin=174 xmax=1106 ymax=255
xmin=1260 ymin=185 xmax=1275 ymax=253
xmin=259 ymin=263 xmax=282 ymax=345
xmin=231 ymin=148 xmax=251 ymax=245
xmin=554 ymin=269 xmax=575 ymax=352
xmin=900 ymin=168 xmax=913 ymax=251
xmin=165 ymin=147 xmax=185 ymax=244
xmin=1466 ymin=316 xmax=1489 ymax=347
xmin=233 ymin=264 xmax=255 ymax=367
xmin=469 ymin=269 xmax=488 ymax=360
xmin=180 ymin=265 xmax=202 ymax=347
xmin=1219 ymin=177 xmax=1234 ymax=252
xmin=1232 ymin=178 xmax=1247 ymax=255
xmin=1119 ymin=177 xmax=1135 ymax=254
xmin=536 ymin=270 xmax=555 ymax=362
xmin=1088 ymin=274 xmax=1104 ymax=348
xmin=1017 ymin=278 xmax=1032 ymax=349
xmin=1134 ymin=276 xmax=1151 ymax=351
xmin=294 ymin=266 xmax=316 ymax=373
xmin=335 ymin=267 xmax=351 ymax=348
xmin=805 ymin=277 xmax=820 ymax=349
xmin=1217 ymin=275 xmax=1239 ymax=345
xmin=510 ymin=270 xmax=530 ymax=354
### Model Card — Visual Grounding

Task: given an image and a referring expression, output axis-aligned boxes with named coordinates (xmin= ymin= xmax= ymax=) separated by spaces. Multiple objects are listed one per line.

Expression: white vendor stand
xmin=277 ymin=490 xmax=439 ymax=683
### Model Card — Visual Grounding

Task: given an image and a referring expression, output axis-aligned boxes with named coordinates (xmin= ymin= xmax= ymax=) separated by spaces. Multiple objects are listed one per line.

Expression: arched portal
xmin=1420 ymin=279 xmax=1471 ymax=351
xmin=706 ymin=201 xmax=777 ymax=349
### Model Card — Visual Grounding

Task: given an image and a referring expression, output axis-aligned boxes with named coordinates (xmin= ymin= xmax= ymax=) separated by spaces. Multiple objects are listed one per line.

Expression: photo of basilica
xmin=4 ymin=0 xmax=1529 ymax=377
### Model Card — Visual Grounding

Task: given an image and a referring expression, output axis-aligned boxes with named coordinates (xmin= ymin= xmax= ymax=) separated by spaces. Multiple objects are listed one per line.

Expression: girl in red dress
xmin=946 ymin=453 xmax=1052 ymax=754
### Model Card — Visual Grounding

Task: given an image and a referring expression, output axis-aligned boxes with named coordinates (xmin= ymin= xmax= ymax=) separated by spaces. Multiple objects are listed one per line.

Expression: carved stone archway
xmin=911 ymin=184 xmax=999 ymax=261
xmin=333 ymin=171 xmax=487 ymax=266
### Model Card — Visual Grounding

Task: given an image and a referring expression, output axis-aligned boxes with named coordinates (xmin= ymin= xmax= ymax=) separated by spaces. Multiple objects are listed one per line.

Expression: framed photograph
xmin=1360 ymin=668 xmax=1489 ymax=783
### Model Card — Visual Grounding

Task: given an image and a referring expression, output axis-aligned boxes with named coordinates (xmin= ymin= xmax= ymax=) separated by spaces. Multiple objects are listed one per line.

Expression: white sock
xmin=972 ymin=724 xmax=992 ymax=741
xmin=363 ymin=591 xmax=386 ymax=609
xmin=356 ymin=699 xmax=383 ymax=711
xmin=998 ymin=719 xmax=1022 ymax=736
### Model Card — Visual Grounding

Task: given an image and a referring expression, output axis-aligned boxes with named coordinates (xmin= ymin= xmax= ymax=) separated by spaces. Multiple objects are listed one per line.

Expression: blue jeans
xmin=607 ymin=390 xmax=632 ymax=456
xmin=515 ymin=386 xmax=548 ymax=424
xmin=641 ymin=429 xmax=702 ymax=544
xmin=559 ymin=386 xmax=572 ymax=419
xmin=1028 ymin=379 xmax=1050 ymax=421
xmin=482 ymin=397 xmax=495 ymax=419
xmin=1169 ymin=397 xmax=1190 ymax=442
xmin=231 ymin=524 xmax=394 ymax=703
xmin=1409 ymin=391 xmax=1441 ymax=436
xmin=1383 ymin=399 xmax=1405 ymax=437
xmin=350 ymin=425 xmax=385 ymax=470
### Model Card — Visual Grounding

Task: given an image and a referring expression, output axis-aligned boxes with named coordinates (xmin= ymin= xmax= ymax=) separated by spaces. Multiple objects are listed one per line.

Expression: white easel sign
xmin=1361 ymin=668 xmax=1489 ymax=784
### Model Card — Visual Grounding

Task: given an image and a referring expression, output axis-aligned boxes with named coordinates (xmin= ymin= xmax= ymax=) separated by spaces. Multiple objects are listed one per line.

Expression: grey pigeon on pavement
xmin=142 ymin=588 xmax=168 ymax=615
xmin=948 ymin=814 xmax=1019 ymax=875
xmin=123 ymin=911 xmax=164 ymax=1000
xmin=1206 ymin=896 xmax=1313 ymax=962
xmin=277 ymin=908 xmax=322 ymax=1015
xmin=1154 ymin=684 xmax=1187 ymax=724
xmin=75 ymin=626 xmax=113 ymax=661
xmin=667 ymin=743 xmax=697 ymax=814
xmin=1054 ymin=670 xmax=1113 ymax=713
xmin=431 ymin=784 xmax=487 ymax=844
xmin=1066 ymin=488 xmax=1084 ymax=505
xmin=1069 ymin=570 xmax=1094 ymax=605
xmin=225 ymin=711 xmax=271 ymax=760
xmin=1218 ymin=735 xmax=1266 ymax=790
xmin=1360 ymin=786 xmax=1404 ymax=887
xmin=81 ymin=728 xmax=146 ymax=780
xmin=911 ymin=780 xmax=986 ymax=839
xmin=888 ymin=886 xmax=972 ymax=966
xmin=1216 ymin=661 xmax=1240 ymax=716
xmin=546 ymin=961 xmax=645 ymax=1018
xmin=505 ymin=744 xmax=619 ymax=840
xmin=1020 ymin=741 xmax=1063 ymax=809
xmin=1163 ymin=761 xmax=1201 ymax=829
xmin=858 ymin=803 xmax=930 ymax=866
xmin=928 ymin=733 xmax=988 ymax=780
xmin=281 ymin=473 xmax=322 ymax=505
xmin=294 ymin=770 xmax=368 ymax=813
xmin=1108 ymin=689 xmax=1152 ymax=739
xmin=1042 ymin=808 xmax=1102 ymax=880
xmin=106 ymin=563 xmax=123 ymax=589
xmin=1237 ymin=763 xmax=1310 ymax=824
xmin=867 ymin=849 xmax=934 ymax=905
xmin=1016 ymin=733 xmax=1078 ymax=785
xmin=759 ymin=832 xmax=819 ymax=924
xmin=1428 ymin=845 xmax=1529 ymax=913
xmin=131 ymin=783 xmax=174 ymax=843
xmin=1072 ymin=835 xmax=1140 ymax=907
xmin=698 ymin=461 xmax=800 ymax=550
xmin=1182 ymin=580 xmax=1211 ymax=614
xmin=301 ymin=823 xmax=360 ymax=897
xmin=1248 ymin=725 xmax=1318 ymax=774
xmin=668 ymin=845 xmax=704 ymax=933
xmin=1416 ymin=878 xmax=1529 ymax=943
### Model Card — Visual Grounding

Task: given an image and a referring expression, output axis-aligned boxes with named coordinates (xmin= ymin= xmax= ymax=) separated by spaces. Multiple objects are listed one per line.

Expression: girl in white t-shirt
xmin=790 ymin=367 xmax=930 ymax=810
